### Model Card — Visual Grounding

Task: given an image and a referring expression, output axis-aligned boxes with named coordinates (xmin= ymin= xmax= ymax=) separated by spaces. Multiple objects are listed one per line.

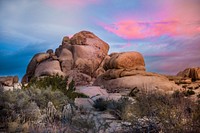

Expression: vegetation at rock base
xmin=24 ymin=75 xmax=88 ymax=100
xmin=93 ymin=90 xmax=200 ymax=132
xmin=1 ymin=75 xmax=200 ymax=132
xmin=0 ymin=75 xmax=92 ymax=132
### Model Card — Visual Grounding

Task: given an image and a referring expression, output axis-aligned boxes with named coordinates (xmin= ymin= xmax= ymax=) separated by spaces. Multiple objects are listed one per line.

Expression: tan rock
xmin=70 ymin=31 xmax=109 ymax=54
xmin=75 ymin=86 xmax=108 ymax=99
xmin=35 ymin=53 xmax=50 ymax=63
xmin=62 ymin=36 xmax=70 ymax=45
xmin=72 ymin=45 xmax=103 ymax=76
xmin=35 ymin=60 xmax=65 ymax=77
xmin=68 ymin=70 xmax=92 ymax=85
xmin=94 ymin=71 xmax=181 ymax=94
xmin=58 ymin=48 xmax=73 ymax=62
xmin=104 ymin=52 xmax=145 ymax=71
xmin=69 ymin=31 xmax=109 ymax=77
xmin=0 ymin=76 xmax=18 ymax=86
xmin=177 ymin=67 xmax=200 ymax=81
xmin=22 ymin=53 xmax=50 ymax=82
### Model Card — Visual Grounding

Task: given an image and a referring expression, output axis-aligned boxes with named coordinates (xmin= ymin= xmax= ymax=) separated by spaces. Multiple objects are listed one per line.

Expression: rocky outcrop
xmin=22 ymin=31 xmax=109 ymax=85
xmin=22 ymin=30 xmax=181 ymax=93
xmin=165 ymin=68 xmax=200 ymax=91
xmin=177 ymin=67 xmax=200 ymax=81
xmin=94 ymin=70 xmax=180 ymax=94
xmin=104 ymin=52 xmax=145 ymax=71
xmin=35 ymin=60 xmax=65 ymax=77
xmin=0 ymin=76 xmax=18 ymax=86
xmin=94 ymin=52 xmax=180 ymax=94
xmin=0 ymin=76 xmax=21 ymax=91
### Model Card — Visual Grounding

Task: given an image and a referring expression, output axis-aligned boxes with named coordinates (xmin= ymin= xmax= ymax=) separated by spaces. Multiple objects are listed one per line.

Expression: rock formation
xmin=94 ymin=52 xmax=180 ymax=93
xmin=22 ymin=30 xmax=182 ymax=93
xmin=22 ymin=31 xmax=109 ymax=85
xmin=0 ymin=76 xmax=21 ymax=90
xmin=177 ymin=67 xmax=200 ymax=81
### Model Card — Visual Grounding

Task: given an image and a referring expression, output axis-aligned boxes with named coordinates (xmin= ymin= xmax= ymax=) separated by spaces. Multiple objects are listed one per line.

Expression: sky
xmin=0 ymin=0 xmax=200 ymax=79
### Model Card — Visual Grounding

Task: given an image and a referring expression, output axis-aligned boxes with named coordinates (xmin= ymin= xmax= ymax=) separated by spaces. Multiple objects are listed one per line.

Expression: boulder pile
xmin=0 ymin=76 xmax=21 ymax=90
xmin=22 ymin=30 xmax=181 ymax=93
xmin=22 ymin=31 xmax=109 ymax=85
xmin=94 ymin=52 xmax=180 ymax=93
xmin=166 ymin=67 xmax=200 ymax=91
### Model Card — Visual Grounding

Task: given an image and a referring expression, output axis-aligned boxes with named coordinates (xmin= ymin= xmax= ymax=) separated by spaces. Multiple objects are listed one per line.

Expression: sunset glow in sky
xmin=0 ymin=0 xmax=200 ymax=78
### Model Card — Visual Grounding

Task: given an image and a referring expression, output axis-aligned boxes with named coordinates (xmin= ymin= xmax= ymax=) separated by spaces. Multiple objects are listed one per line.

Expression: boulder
xmin=22 ymin=31 xmax=110 ymax=84
xmin=23 ymin=53 xmax=50 ymax=82
xmin=46 ymin=49 xmax=54 ymax=54
xmin=67 ymin=70 xmax=92 ymax=85
xmin=177 ymin=67 xmax=200 ymax=81
xmin=62 ymin=36 xmax=70 ymax=45
xmin=70 ymin=31 xmax=109 ymax=54
xmin=58 ymin=48 xmax=73 ymax=75
xmin=70 ymin=31 xmax=109 ymax=77
xmin=104 ymin=52 xmax=145 ymax=71
xmin=0 ymin=76 xmax=19 ymax=86
xmin=58 ymin=48 xmax=73 ymax=62
xmin=76 ymin=86 xmax=109 ymax=100
xmin=35 ymin=60 xmax=65 ymax=77
xmin=94 ymin=71 xmax=181 ymax=94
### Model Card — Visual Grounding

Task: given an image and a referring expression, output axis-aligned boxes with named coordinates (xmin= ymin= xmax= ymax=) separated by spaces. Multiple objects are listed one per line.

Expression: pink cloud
xmin=100 ymin=19 xmax=200 ymax=40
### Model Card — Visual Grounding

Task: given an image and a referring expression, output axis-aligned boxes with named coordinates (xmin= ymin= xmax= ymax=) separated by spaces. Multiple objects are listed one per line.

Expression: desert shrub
xmin=25 ymin=75 xmax=67 ymax=93
xmin=25 ymin=75 xmax=88 ymax=100
xmin=65 ymin=80 xmax=88 ymax=100
xmin=101 ymin=91 xmax=200 ymax=133
xmin=93 ymin=98 xmax=108 ymax=111
xmin=183 ymin=89 xmax=195 ymax=96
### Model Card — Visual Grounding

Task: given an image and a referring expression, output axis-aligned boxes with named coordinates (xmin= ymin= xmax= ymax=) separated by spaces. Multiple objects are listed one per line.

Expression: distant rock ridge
xmin=177 ymin=67 xmax=200 ymax=81
xmin=22 ymin=30 xmax=181 ymax=93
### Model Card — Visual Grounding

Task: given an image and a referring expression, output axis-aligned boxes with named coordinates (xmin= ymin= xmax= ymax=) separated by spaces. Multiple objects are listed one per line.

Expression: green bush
xmin=24 ymin=75 xmax=88 ymax=101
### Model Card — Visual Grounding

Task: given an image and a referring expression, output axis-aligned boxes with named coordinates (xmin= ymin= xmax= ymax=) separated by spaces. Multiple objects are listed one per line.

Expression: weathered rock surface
xmin=104 ymin=52 xmax=145 ymax=71
xmin=94 ymin=51 xmax=180 ymax=93
xmin=22 ymin=53 xmax=50 ymax=82
xmin=71 ymin=31 xmax=109 ymax=77
xmin=177 ymin=67 xmax=200 ymax=81
xmin=165 ymin=68 xmax=200 ymax=92
xmin=35 ymin=60 xmax=65 ymax=77
xmin=22 ymin=31 xmax=110 ymax=85
xmin=0 ymin=76 xmax=21 ymax=91
xmin=0 ymin=76 xmax=19 ymax=86
xmin=94 ymin=71 xmax=180 ymax=94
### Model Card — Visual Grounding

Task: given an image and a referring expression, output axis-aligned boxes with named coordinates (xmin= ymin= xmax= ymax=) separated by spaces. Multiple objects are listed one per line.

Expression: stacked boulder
xmin=22 ymin=31 xmax=109 ymax=85
xmin=177 ymin=67 xmax=200 ymax=82
xmin=165 ymin=67 xmax=200 ymax=90
xmin=94 ymin=52 xmax=180 ymax=93
xmin=0 ymin=76 xmax=21 ymax=91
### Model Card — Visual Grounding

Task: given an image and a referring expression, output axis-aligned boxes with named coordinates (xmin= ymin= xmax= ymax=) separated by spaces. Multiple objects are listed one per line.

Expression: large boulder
xmin=70 ymin=31 xmax=109 ymax=77
xmin=35 ymin=60 xmax=65 ymax=77
xmin=22 ymin=31 xmax=110 ymax=84
xmin=94 ymin=51 xmax=180 ymax=94
xmin=94 ymin=71 xmax=181 ymax=94
xmin=104 ymin=52 xmax=145 ymax=71
xmin=177 ymin=67 xmax=200 ymax=81
xmin=22 ymin=53 xmax=50 ymax=82
xmin=59 ymin=48 xmax=73 ymax=75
